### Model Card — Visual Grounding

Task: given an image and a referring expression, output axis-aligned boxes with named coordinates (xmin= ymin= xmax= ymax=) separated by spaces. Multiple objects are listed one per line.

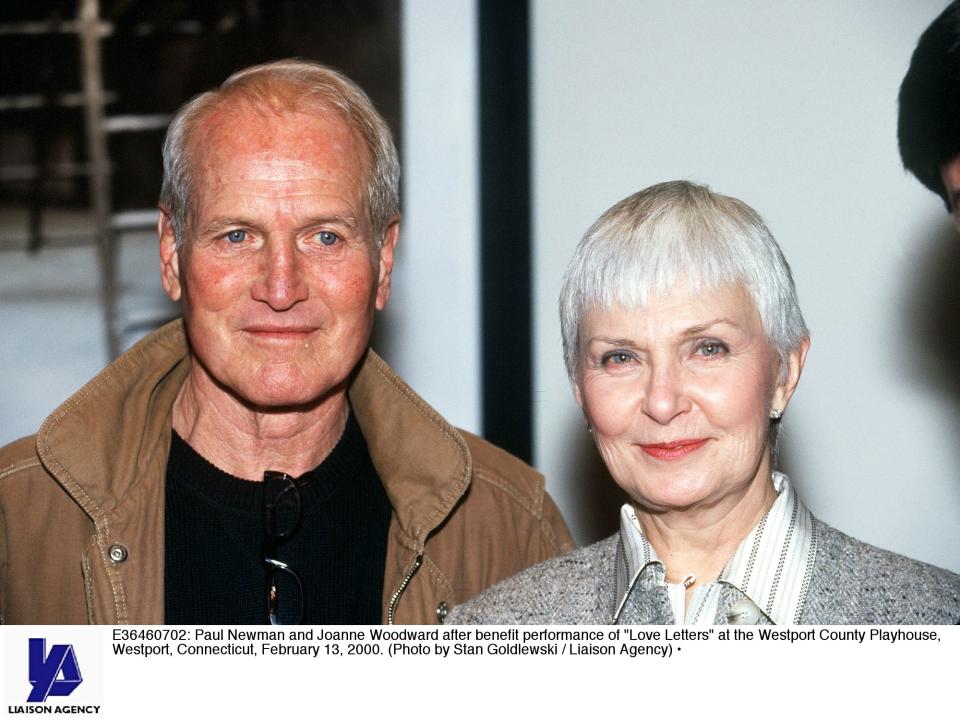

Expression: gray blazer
xmin=448 ymin=518 xmax=960 ymax=625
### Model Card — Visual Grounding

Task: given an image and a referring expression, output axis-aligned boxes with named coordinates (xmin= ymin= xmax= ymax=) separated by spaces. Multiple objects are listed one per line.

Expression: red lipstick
xmin=639 ymin=438 xmax=709 ymax=460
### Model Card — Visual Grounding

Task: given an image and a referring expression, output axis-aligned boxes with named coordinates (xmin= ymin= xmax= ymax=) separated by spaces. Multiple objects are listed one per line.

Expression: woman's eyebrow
xmin=586 ymin=336 xmax=640 ymax=347
xmin=680 ymin=318 xmax=741 ymax=336
xmin=586 ymin=320 xmax=745 ymax=347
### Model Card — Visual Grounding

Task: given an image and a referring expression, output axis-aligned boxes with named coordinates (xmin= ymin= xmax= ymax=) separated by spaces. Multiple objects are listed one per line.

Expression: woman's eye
xmin=225 ymin=229 xmax=246 ymax=243
xmin=697 ymin=340 xmax=728 ymax=357
xmin=316 ymin=231 xmax=339 ymax=246
xmin=602 ymin=351 xmax=633 ymax=366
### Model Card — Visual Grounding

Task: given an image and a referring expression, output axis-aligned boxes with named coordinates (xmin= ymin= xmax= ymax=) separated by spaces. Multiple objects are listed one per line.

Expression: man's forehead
xmin=200 ymin=153 xmax=351 ymax=185
xmin=189 ymin=106 xmax=369 ymax=196
xmin=198 ymin=102 xmax=360 ymax=156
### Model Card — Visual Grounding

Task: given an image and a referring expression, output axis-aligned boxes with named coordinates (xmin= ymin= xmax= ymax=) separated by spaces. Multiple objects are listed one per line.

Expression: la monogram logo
xmin=27 ymin=638 xmax=83 ymax=703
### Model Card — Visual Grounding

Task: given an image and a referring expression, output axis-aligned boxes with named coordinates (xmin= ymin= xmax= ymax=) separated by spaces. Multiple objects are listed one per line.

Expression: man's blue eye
xmin=226 ymin=230 xmax=246 ymax=243
xmin=316 ymin=231 xmax=338 ymax=246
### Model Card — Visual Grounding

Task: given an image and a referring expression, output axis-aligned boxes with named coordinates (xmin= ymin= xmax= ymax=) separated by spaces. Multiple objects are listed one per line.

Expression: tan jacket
xmin=0 ymin=321 xmax=573 ymax=624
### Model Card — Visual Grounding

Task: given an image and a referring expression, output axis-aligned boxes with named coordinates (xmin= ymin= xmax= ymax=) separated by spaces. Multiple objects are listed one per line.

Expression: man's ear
xmin=772 ymin=336 xmax=810 ymax=413
xmin=158 ymin=207 xmax=182 ymax=302
xmin=375 ymin=215 xmax=400 ymax=311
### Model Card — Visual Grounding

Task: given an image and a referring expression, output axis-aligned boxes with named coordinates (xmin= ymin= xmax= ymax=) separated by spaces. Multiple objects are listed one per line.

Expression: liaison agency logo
xmin=27 ymin=639 xmax=83 ymax=702
xmin=3 ymin=629 xmax=103 ymax=716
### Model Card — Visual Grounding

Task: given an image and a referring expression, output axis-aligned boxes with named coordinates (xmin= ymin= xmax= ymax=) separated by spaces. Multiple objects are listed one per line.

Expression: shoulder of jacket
xmin=0 ymin=435 xmax=43 ymax=482
xmin=808 ymin=517 xmax=960 ymax=622
xmin=458 ymin=429 xmax=546 ymax=516
xmin=813 ymin=518 xmax=960 ymax=583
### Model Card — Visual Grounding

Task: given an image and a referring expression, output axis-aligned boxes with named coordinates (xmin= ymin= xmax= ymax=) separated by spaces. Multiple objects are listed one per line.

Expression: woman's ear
xmin=772 ymin=336 xmax=810 ymax=413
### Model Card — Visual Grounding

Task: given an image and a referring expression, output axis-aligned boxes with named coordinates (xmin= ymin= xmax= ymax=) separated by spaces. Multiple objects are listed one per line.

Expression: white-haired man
xmin=0 ymin=60 xmax=573 ymax=624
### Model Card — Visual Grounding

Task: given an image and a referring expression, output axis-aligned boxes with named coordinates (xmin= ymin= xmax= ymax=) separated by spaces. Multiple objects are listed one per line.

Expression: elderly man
xmin=0 ymin=60 xmax=573 ymax=625
xmin=898 ymin=1 xmax=960 ymax=222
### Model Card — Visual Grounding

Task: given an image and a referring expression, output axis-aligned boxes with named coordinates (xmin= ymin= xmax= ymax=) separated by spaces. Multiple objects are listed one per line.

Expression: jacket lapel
xmin=616 ymin=574 xmax=676 ymax=625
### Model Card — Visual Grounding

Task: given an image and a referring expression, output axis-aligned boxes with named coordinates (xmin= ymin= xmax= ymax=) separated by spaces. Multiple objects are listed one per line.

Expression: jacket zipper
xmin=387 ymin=553 xmax=423 ymax=624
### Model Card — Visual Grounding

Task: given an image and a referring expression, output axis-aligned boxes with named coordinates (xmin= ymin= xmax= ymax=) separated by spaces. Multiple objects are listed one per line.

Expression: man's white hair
xmin=560 ymin=180 xmax=808 ymax=382
xmin=160 ymin=59 xmax=400 ymax=247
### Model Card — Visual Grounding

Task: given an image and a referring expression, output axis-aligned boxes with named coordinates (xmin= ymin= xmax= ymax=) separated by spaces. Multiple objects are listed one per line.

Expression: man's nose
xmin=641 ymin=361 xmax=689 ymax=425
xmin=251 ymin=239 xmax=309 ymax=310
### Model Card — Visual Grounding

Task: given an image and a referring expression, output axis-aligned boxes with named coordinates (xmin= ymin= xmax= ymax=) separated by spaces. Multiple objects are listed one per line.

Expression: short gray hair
xmin=560 ymin=180 xmax=808 ymax=381
xmin=160 ymin=59 xmax=400 ymax=246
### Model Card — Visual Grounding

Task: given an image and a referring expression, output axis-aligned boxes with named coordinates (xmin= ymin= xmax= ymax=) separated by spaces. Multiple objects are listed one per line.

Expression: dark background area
xmin=0 ymin=0 xmax=400 ymax=220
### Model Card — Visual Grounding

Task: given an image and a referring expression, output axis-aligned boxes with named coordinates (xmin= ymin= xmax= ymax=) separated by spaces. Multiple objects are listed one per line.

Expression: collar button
xmin=108 ymin=544 xmax=128 ymax=564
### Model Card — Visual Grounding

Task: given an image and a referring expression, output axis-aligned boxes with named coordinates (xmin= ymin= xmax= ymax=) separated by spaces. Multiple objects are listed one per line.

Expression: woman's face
xmin=575 ymin=282 xmax=806 ymax=514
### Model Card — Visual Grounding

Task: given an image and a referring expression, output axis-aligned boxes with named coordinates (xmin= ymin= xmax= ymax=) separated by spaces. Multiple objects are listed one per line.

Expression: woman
xmin=450 ymin=181 xmax=960 ymax=625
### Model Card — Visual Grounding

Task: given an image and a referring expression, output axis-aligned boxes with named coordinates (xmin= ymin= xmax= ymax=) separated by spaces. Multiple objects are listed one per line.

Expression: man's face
xmin=159 ymin=105 xmax=397 ymax=409
xmin=940 ymin=155 xmax=960 ymax=228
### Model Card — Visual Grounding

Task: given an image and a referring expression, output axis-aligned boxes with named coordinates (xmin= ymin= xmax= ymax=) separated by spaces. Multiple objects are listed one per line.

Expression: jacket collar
xmin=36 ymin=320 xmax=190 ymax=526
xmin=348 ymin=346 xmax=473 ymax=550
xmin=37 ymin=319 xmax=473 ymax=547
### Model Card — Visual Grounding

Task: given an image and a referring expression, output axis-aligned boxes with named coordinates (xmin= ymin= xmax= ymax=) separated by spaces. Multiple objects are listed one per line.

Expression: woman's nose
xmin=641 ymin=362 xmax=689 ymax=425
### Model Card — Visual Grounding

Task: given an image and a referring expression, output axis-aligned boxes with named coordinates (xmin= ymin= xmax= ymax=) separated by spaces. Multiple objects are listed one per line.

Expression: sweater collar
xmin=614 ymin=472 xmax=818 ymax=624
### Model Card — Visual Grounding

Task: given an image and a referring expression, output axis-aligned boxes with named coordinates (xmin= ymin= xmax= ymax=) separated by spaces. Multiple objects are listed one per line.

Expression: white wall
xmin=385 ymin=0 xmax=482 ymax=433
xmin=532 ymin=0 xmax=960 ymax=573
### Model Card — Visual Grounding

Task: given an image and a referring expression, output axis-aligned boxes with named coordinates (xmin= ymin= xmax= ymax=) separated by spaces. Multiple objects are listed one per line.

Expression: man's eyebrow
xmin=300 ymin=214 xmax=362 ymax=230
xmin=199 ymin=214 xmax=362 ymax=235
xmin=199 ymin=217 xmax=255 ymax=235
